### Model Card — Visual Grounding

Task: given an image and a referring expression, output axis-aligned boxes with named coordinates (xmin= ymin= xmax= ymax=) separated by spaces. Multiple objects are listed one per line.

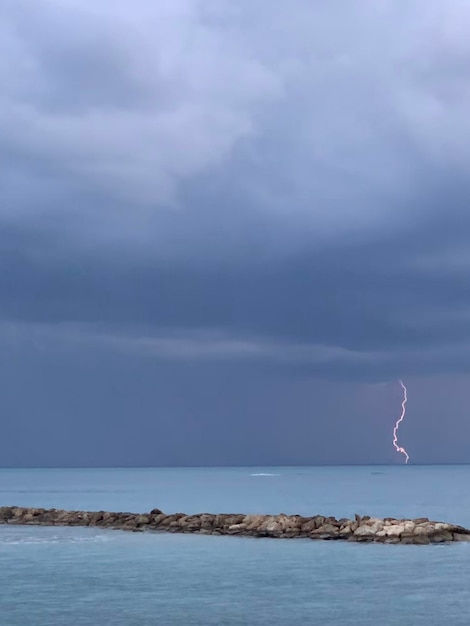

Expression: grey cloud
xmin=2 ymin=0 xmax=470 ymax=230
xmin=1 ymin=0 xmax=281 ymax=210
xmin=1 ymin=1 xmax=470 ymax=465
xmin=1 ymin=199 xmax=470 ymax=384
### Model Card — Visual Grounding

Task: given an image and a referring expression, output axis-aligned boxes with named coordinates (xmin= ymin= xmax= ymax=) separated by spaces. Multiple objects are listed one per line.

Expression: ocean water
xmin=0 ymin=466 xmax=469 ymax=625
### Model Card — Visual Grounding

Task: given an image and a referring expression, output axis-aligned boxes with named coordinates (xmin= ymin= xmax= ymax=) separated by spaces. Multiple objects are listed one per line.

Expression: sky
xmin=1 ymin=0 xmax=470 ymax=466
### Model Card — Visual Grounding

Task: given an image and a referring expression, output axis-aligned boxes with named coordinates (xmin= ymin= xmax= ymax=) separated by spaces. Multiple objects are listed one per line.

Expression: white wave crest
xmin=250 ymin=473 xmax=281 ymax=477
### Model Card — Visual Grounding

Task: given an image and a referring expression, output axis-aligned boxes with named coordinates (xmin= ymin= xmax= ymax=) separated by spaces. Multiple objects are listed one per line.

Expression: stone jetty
xmin=1 ymin=506 xmax=470 ymax=544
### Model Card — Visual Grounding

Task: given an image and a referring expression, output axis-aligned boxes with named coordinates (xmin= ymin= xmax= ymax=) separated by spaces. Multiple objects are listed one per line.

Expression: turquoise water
xmin=1 ymin=466 xmax=469 ymax=625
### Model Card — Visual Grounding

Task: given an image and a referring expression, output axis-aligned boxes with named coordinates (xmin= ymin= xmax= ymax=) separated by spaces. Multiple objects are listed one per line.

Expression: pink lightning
xmin=393 ymin=380 xmax=410 ymax=464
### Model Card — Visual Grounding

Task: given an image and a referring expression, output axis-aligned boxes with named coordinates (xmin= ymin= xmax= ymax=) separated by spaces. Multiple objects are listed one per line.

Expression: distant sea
xmin=1 ymin=466 xmax=469 ymax=625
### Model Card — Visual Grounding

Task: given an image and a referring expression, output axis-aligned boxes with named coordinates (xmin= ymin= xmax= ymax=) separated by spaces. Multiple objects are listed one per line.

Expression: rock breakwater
xmin=1 ymin=507 xmax=470 ymax=544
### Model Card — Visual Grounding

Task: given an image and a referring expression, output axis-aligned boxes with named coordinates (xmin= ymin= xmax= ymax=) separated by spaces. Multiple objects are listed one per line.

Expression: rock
xmin=338 ymin=525 xmax=354 ymax=539
xmin=451 ymin=524 xmax=470 ymax=534
xmin=454 ymin=533 xmax=470 ymax=542
xmin=151 ymin=514 xmax=167 ymax=527
xmin=120 ymin=518 xmax=139 ymax=531
xmin=184 ymin=516 xmax=204 ymax=530
xmin=412 ymin=535 xmax=431 ymax=545
xmin=150 ymin=508 xmax=163 ymax=515
xmin=300 ymin=519 xmax=318 ymax=534
xmin=159 ymin=514 xmax=184 ymax=527
xmin=354 ymin=525 xmax=376 ymax=537
xmin=384 ymin=537 xmax=400 ymax=544
xmin=399 ymin=534 xmax=418 ymax=544
xmin=413 ymin=524 xmax=433 ymax=536
xmin=403 ymin=521 xmax=416 ymax=532
xmin=282 ymin=531 xmax=300 ymax=538
xmin=367 ymin=522 xmax=384 ymax=534
xmin=311 ymin=524 xmax=339 ymax=538
xmin=225 ymin=515 xmax=245 ymax=527
xmin=0 ymin=508 xmax=14 ymax=522
xmin=278 ymin=515 xmax=299 ymax=532
xmin=244 ymin=515 xmax=265 ymax=531
xmin=89 ymin=511 xmax=105 ymax=525
xmin=265 ymin=521 xmax=281 ymax=533
xmin=200 ymin=514 xmax=215 ymax=529
xmin=430 ymin=530 xmax=453 ymax=543
xmin=228 ymin=523 xmax=247 ymax=533
xmin=385 ymin=524 xmax=406 ymax=538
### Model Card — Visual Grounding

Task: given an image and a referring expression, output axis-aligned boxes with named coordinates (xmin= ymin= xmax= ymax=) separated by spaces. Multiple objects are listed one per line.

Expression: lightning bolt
xmin=393 ymin=380 xmax=410 ymax=464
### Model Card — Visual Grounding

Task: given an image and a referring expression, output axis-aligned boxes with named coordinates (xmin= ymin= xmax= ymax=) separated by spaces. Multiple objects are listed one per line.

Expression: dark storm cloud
xmin=1 ymin=1 xmax=470 ymax=465
xmin=1 ymin=186 xmax=470 ymax=382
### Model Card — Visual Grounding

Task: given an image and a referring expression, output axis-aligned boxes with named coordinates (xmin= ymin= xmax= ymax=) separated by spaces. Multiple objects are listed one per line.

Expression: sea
xmin=0 ymin=465 xmax=469 ymax=625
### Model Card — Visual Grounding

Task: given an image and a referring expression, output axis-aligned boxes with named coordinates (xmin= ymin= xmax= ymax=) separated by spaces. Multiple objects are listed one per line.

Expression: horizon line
xmin=0 ymin=462 xmax=469 ymax=470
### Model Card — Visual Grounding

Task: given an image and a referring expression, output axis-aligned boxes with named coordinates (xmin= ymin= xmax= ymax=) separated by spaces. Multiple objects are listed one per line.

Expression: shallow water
xmin=1 ymin=466 xmax=469 ymax=625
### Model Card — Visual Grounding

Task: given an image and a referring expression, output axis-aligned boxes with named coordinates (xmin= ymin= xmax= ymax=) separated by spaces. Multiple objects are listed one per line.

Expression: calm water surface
xmin=0 ymin=466 xmax=469 ymax=625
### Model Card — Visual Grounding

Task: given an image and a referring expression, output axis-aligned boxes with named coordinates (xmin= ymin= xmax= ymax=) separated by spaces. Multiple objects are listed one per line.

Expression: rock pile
xmin=1 ymin=507 xmax=469 ymax=544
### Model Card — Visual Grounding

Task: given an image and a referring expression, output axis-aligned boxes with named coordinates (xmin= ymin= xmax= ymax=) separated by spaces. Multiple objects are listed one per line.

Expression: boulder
xmin=384 ymin=537 xmax=400 ymax=544
xmin=228 ymin=523 xmax=247 ymax=534
xmin=0 ymin=507 xmax=14 ymax=521
xmin=385 ymin=524 xmax=406 ymax=538
xmin=244 ymin=515 xmax=266 ymax=531
xmin=430 ymin=530 xmax=453 ymax=543
xmin=314 ymin=515 xmax=326 ymax=527
xmin=200 ymin=514 xmax=215 ymax=529
xmin=300 ymin=519 xmax=318 ymax=534
xmin=338 ymin=524 xmax=354 ymax=539
xmin=412 ymin=535 xmax=431 ymax=545
xmin=354 ymin=525 xmax=376 ymax=537
xmin=311 ymin=523 xmax=340 ymax=539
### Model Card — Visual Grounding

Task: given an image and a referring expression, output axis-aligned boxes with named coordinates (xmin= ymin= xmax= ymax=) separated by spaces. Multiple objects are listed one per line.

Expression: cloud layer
xmin=3 ymin=0 xmax=470 ymax=229
xmin=2 ymin=1 xmax=470 ymax=374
